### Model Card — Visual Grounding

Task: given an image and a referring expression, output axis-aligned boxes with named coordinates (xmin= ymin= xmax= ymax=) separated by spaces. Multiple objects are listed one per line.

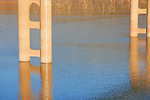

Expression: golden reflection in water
xmin=19 ymin=62 xmax=31 ymax=100
xmin=129 ymin=37 xmax=150 ymax=90
xmin=19 ymin=62 xmax=52 ymax=100
xmin=145 ymin=38 xmax=150 ymax=87
xmin=129 ymin=37 xmax=139 ymax=88
xmin=40 ymin=63 xmax=53 ymax=100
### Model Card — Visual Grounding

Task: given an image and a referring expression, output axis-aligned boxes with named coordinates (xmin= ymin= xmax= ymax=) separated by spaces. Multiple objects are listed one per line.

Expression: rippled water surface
xmin=0 ymin=8 xmax=150 ymax=100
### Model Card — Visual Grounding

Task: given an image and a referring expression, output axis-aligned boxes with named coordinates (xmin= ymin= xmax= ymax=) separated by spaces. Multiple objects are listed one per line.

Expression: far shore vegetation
xmin=0 ymin=0 xmax=147 ymax=15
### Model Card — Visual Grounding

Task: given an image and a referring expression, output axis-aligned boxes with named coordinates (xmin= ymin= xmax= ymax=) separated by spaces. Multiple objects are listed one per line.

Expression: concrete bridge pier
xmin=18 ymin=0 xmax=52 ymax=63
xmin=147 ymin=0 xmax=150 ymax=37
xmin=130 ymin=0 xmax=138 ymax=37
xmin=41 ymin=0 xmax=52 ymax=63
xmin=130 ymin=0 xmax=147 ymax=37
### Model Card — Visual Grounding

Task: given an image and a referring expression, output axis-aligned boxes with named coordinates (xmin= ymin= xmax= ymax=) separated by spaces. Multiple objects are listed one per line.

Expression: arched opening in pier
xmin=29 ymin=3 xmax=40 ymax=21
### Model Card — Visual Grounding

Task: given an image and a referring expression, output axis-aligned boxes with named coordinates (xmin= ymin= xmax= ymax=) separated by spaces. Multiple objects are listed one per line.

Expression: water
xmin=0 ymin=8 xmax=150 ymax=99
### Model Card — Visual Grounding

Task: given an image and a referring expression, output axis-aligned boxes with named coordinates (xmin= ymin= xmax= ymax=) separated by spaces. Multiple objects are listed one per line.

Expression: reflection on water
xmin=1 ymin=3 xmax=150 ymax=98
xmin=129 ymin=37 xmax=139 ymax=89
xmin=18 ymin=37 xmax=150 ymax=99
xmin=129 ymin=37 xmax=150 ymax=91
xmin=19 ymin=62 xmax=52 ymax=100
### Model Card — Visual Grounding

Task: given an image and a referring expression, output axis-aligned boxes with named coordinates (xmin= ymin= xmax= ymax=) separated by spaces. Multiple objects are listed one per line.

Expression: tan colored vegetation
xmin=29 ymin=0 xmax=147 ymax=15
xmin=51 ymin=0 xmax=147 ymax=10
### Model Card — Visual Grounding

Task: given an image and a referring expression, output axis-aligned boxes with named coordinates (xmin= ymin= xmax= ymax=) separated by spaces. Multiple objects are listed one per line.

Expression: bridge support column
xmin=18 ymin=0 xmax=52 ymax=63
xmin=41 ymin=0 xmax=52 ymax=63
xmin=18 ymin=0 xmax=30 ymax=61
xmin=147 ymin=0 xmax=150 ymax=37
xmin=130 ymin=0 xmax=138 ymax=37
xmin=130 ymin=0 xmax=147 ymax=37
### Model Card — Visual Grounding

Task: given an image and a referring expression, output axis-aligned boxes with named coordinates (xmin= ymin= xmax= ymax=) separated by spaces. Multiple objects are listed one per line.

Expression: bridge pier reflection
xmin=129 ymin=37 xmax=150 ymax=90
xmin=19 ymin=62 xmax=52 ymax=100
xmin=145 ymin=38 xmax=150 ymax=86
xmin=41 ymin=63 xmax=52 ymax=100
xmin=19 ymin=62 xmax=31 ymax=100
xmin=129 ymin=37 xmax=140 ymax=88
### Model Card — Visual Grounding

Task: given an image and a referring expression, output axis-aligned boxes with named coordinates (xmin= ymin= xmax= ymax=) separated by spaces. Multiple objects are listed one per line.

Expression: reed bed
xmin=51 ymin=0 xmax=147 ymax=9
xmin=29 ymin=0 xmax=147 ymax=15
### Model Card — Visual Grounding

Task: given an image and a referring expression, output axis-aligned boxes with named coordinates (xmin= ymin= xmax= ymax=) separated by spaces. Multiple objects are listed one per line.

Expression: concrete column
xmin=18 ymin=0 xmax=30 ymax=61
xmin=130 ymin=0 xmax=139 ymax=37
xmin=41 ymin=0 xmax=52 ymax=63
xmin=40 ymin=63 xmax=52 ymax=100
xmin=147 ymin=0 xmax=150 ymax=37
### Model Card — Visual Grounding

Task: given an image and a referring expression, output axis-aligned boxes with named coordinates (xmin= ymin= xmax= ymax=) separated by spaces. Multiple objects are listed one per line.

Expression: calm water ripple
xmin=0 ymin=9 xmax=150 ymax=100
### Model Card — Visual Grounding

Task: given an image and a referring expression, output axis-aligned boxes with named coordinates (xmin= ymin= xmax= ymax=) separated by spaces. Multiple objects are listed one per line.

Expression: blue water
xmin=0 ymin=12 xmax=149 ymax=100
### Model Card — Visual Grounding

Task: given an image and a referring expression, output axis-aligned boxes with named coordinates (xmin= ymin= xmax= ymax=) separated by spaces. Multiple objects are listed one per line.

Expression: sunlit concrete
xmin=18 ymin=0 xmax=52 ymax=63
xmin=130 ymin=0 xmax=147 ymax=37
xmin=147 ymin=0 xmax=150 ymax=37
xmin=40 ymin=0 xmax=52 ymax=63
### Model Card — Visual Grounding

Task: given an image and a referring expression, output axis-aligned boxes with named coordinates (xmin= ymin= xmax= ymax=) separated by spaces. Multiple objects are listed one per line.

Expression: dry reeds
xmin=52 ymin=0 xmax=147 ymax=9
xmin=29 ymin=0 xmax=147 ymax=15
